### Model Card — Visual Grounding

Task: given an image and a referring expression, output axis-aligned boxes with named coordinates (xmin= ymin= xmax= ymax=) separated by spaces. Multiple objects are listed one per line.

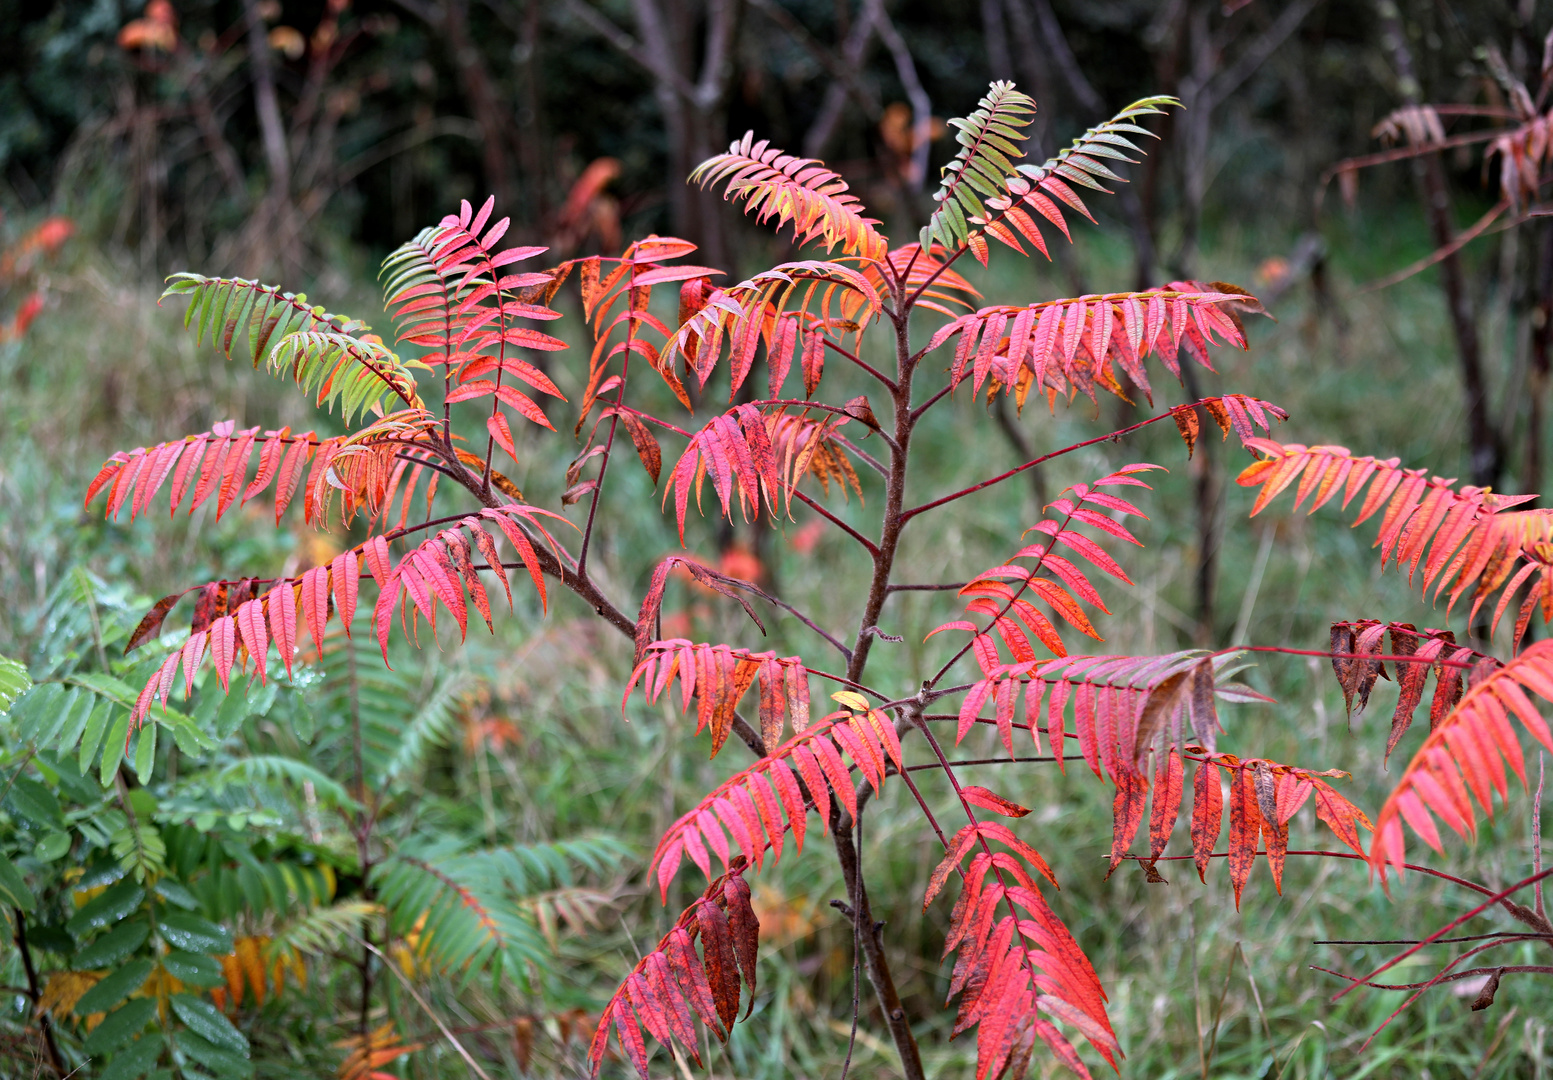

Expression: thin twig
xmin=904 ymin=755 xmax=1057 ymax=771
xmin=1313 ymin=963 xmax=1553 ymax=990
xmin=901 ymin=403 xmax=1206 ymax=522
xmin=821 ymin=337 xmax=898 ymax=390
xmin=1333 ymin=866 xmax=1553 ymax=1002
xmin=707 ymin=571 xmax=854 ymax=662
xmin=348 ymin=933 xmax=495 ymax=1080
xmin=791 ymin=490 xmax=880 ymax=557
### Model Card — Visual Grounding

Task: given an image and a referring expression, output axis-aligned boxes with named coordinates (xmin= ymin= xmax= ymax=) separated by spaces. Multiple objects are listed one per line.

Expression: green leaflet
xmin=85 ymin=999 xmax=159 ymax=1057
xmin=170 ymin=994 xmax=249 ymax=1056
xmin=156 ymin=911 xmax=232 ymax=954
xmin=0 ymin=653 xmax=34 ymax=714
xmin=213 ymin=755 xmax=358 ymax=812
xmin=6 ymin=774 xmax=63 ymax=827
xmin=0 ymin=852 xmax=36 ymax=912
xmin=73 ymin=918 xmax=150 ymax=968
xmin=97 ymin=1034 xmax=163 ymax=1080
xmin=920 ymin=87 xmax=1178 ymax=257
xmin=369 ymin=834 xmax=630 ymax=979
xmin=67 ymin=879 xmax=144 ymax=937
xmin=76 ymin=958 xmax=155 ymax=1015
xmin=160 ymin=274 xmax=426 ymax=423
xmin=161 ymin=950 xmax=224 ymax=987
xmin=176 ymin=1031 xmax=253 ymax=1078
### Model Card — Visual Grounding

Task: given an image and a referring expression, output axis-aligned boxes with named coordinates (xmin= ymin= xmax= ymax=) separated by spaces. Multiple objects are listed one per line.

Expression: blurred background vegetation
xmin=3 ymin=0 xmax=1553 ymax=1077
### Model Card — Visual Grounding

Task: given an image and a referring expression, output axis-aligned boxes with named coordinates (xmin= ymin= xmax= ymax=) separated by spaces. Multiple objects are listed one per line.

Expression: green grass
xmin=2 ymin=207 xmax=1550 ymax=1079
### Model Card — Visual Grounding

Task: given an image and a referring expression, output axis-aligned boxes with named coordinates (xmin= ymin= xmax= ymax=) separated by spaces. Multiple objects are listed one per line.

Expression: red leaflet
xmin=962 ymin=786 xmax=1031 ymax=818
xmin=1371 ymin=639 xmax=1553 ymax=879
xmin=414 ymin=547 xmax=467 ymax=639
xmin=190 ymin=423 xmax=234 ymax=512
xmin=373 ymin=573 xmax=401 ymax=664
xmin=274 ymin=433 xmax=313 ymax=521
xmin=612 ymin=409 xmax=662 ymax=485
xmin=210 ymin=615 xmax=237 ymax=693
xmin=215 ymin=427 xmax=257 ymax=520
xmin=179 ymin=632 xmax=208 ymax=698
xmin=268 ymin=580 xmax=298 ymax=678
xmin=1227 ymin=765 xmax=1262 ymax=909
xmin=235 ymin=599 xmax=268 ymax=684
xmin=301 ymin=566 xmax=331 ymax=657
xmin=1148 ymin=748 xmax=1184 ymax=866
xmin=330 ymin=550 xmax=359 ymax=636
xmin=486 ymin=412 xmax=517 ymax=463
xmin=1191 ymin=759 xmax=1222 ymax=884
xmin=698 ymin=902 xmax=740 ymax=1031
xmin=126 ymin=593 xmax=182 ymax=655
xmin=245 ymin=429 xmax=287 ymax=503
xmin=590 ymin=863 xmax=757 ymax=1079
xmin=1107 ymin=771 xmax=1149 ymax=875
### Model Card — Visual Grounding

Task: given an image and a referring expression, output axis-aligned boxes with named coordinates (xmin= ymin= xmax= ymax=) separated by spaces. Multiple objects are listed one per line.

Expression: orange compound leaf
xmin=690 ymin=133 xmax=889 ymax=259
xmin=646 ymin=715 xmax=890 ymax=901
xmin=1370 ymin=638 xmax=1553 ymax=882
xmin=127 ymin=508 xmax=567 ymax=725
xmin=1184 ymin=753 xmax=1369 ymax=896
xmin=1236 ymin=439 xmax=1546 ymax=622
xmin=932 ymin=847 xmax=1118 ymax=1080
xmin=662 ymin=404 xmax=783 ymax=539
xmin=625 ymin=641 xmax=811 ymax=754
xmin=931 ymin=466 xmax=1163 ymax=674
xmin=943 ymin=285 xmax=1266 ymax=408
xmin=589 ymin=862 xmax=758 ymax=1079
xmin=666 ymin=261 xmax=881 ymax=393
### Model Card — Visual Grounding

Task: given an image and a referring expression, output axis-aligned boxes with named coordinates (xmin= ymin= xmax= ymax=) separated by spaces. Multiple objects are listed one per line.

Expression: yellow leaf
xmin=38 ymin=970 xmax=103 ymax=1021
xmin=830 ymin=690 xmax=870 ymax=712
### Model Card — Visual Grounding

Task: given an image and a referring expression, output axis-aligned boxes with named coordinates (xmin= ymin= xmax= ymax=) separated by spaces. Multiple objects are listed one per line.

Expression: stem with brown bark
xmin=14 ymin=909 xmax=67 ymax=1078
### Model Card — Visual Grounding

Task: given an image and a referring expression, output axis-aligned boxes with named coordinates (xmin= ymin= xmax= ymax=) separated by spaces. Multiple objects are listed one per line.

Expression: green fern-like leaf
xmin=921 ymin=81 xmax=1038 ymax=253
xmin=1013 ymin=94 xmax=1177 ymax=196
xmin=213 ymin=755 xmax=361 ymax=812
xmin=371 ymin=835 xmax=631 ymax=978
xmin=161 ymin=274 xmax=427 ymax=422
xmin=267 ymin=900 xmax=384 ymax=959
xmin=378 ymin=671 xmax=471 ymax=788
xmin=922 ymin=89 xmax=1178 ymax=258
xmin=186 ymin=846 xmax=335 ymax=922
